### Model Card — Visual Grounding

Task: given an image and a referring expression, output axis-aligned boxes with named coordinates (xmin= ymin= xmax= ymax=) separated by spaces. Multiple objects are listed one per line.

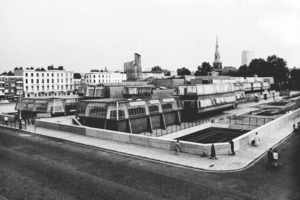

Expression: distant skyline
xmin=0 ymin=0 xmax=299 ymax=73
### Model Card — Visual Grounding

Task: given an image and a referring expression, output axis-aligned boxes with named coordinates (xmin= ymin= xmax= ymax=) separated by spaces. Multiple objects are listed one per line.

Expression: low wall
xmin=234 ymin=108 xmax=300 ymax=151
xmin=36 ymin=120 xmax=86 ymax=135
xmin=32 ymin=109 xmax=300 ymax=156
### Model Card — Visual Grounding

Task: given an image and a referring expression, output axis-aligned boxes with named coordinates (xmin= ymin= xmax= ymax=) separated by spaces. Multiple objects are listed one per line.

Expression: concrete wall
xmin=36 ymin=120 xmax=86 ymax=135
xmin=234 ymin=109 xmax=300 ymax=151
xmin=33 ymin=109 xmax=300 ymax=156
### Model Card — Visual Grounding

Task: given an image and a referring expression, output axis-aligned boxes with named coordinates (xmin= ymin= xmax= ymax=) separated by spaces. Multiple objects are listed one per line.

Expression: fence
xmin=217 ymin=116 xmax=274 ymax=127
xmin=0 ymin=117 xmax=27 ymax=130
xmin=140 ymin=117 xmax=211 ymax=137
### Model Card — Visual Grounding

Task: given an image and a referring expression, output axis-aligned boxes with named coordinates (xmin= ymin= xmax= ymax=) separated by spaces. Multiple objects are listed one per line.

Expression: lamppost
xmin=19 ymin=94 xmax=22 ymax=129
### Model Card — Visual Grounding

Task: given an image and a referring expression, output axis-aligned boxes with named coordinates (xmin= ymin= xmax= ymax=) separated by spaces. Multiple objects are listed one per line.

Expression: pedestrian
xmin=266 ymin=148 xmax=273 ymax=168
xmin=210 ymin=143 xmax=217 ymax=159
xmin=4 ymin=116 xmax=8 ymax=126
xmin=252 ymin=132 xmax=260 ymax=147
xmin=272 ymin=149 xmax=281 ymax=167
xmin=175 ymin=140 xmax=181 ymax=155
xmin=229 ymin=139 xmax=235 ymax=155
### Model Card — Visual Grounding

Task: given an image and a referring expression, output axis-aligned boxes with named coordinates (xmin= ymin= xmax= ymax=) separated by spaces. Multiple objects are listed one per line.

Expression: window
xmin=149 ymin=105 xmax=159 ymax=114
xmin=52 ymin=73 xmax=54 ymax=77
xmin=162 ymin=103 xmax=173 ymax=111
xmin=110 ymin=110 xmax=125 ymax=119
xmin=128 ymin=107 xmax=146 ymax=117
xmin=37 ymin=79 xmax=39 ymax=83
xmin=89 ymin=107 xmax=107 ymax=118
xmin=26 ymin=79 xmax=28 ymax=84
xmin=31 ymin=80 xmax=34 ymax=83
xmin=31 ymin=73 xmax=33 ymax=77
xmin=25 ymin=73 xmax=28 ymax=77
xmin=42 ymin=73 xmax=44 ymax=77
xmin=57 ymin=79 xmax=59 ymax=83
xmin=37 ymin=73 xmax=39 ymax=77
xmin=47 ymin=79 xmax=49 ymax=83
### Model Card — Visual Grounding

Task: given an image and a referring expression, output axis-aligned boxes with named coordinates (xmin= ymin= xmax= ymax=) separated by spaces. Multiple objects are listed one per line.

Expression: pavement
xmin=16 ymin=97 xmax=299 ymax=172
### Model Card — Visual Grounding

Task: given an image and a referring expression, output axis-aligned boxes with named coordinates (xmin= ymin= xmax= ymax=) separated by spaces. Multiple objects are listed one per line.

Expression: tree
xmin=290 ymin=68 xmax=300 ymax=90
xmin=177 ymin=67 xmax=191 ymax=75
xmin=248 ymin=58 xmax=266 ymax=76
xmin=266 ymin=55 xmax=288 ymax=89
xmin=163 ymin=69 xmax=171 ymax=76
xmin=74 ymin=73 xmax=82 ymax=79
xmin=194 ymin=62 xmax=212 ymax=76
xmin=238 ymin=65 xmax=248 ymax=77
xmin=222 ymin=69 xmax=239 ymax=77
xmin=151 ymin=66 xmax=163 ymax=73
xmin=7 ymin=71 xmax=14 ymax=76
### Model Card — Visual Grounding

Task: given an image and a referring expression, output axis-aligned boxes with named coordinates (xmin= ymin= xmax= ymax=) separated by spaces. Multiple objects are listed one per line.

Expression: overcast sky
xmin=0 ymin=0 xmax=299 ymax=73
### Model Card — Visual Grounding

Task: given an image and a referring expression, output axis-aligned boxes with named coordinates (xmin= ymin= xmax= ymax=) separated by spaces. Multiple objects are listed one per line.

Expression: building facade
xmin=14 ymin=67 xmax=74 ymax=98
xmin=85 ymin=72 xmax=126 ymax=85
xmin=124 ymin=53 xmax=142 ymax=81
xmin=0 ymin=76 xmax=23 ymax=100
xmin=241 ymin=51 xmax=255 ymax=66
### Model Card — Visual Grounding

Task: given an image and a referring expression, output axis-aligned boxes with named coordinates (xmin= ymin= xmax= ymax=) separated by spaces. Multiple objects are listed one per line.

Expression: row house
xmin=14 ymin=66 xmax=74 ymax=98
xmin=0 ymin=76 xmax=23 ymax=101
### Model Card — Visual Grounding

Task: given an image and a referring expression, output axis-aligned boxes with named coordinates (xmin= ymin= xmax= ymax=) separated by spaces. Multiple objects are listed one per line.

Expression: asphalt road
xmin=0 ymin=129 xmax=300 ymax=200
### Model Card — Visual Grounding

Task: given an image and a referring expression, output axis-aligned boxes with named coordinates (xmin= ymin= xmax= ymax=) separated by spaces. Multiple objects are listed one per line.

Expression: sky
xmin=0 ymin=0 xmax=299 ymax=73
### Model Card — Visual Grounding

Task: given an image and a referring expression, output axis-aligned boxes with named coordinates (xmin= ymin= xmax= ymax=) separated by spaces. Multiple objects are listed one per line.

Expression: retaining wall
xmin=31 ymin=108 xmax=300 ymax=156
xmin=234 ymin=109 xmax=300 ymax=151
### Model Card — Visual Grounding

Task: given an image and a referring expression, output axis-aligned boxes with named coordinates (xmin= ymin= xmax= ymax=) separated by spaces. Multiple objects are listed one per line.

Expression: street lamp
xmin=19 ymin=94 xmax=22 ymax=129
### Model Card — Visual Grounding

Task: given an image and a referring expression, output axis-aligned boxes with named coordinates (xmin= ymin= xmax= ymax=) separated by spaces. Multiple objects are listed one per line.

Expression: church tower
xmin=213 ymin=37 xmax=222 ymax=72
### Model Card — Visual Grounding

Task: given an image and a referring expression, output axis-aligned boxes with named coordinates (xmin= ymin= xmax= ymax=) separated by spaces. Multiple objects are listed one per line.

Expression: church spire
xmin=214 ymin=37 xmax=220 ymax=62
xmin=213 ymin=37 xmax=222 ymax=72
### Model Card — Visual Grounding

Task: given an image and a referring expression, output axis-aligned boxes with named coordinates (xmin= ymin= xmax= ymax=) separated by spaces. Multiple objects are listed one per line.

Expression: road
xmin=0 ymin=129 xmax=300 ymax=200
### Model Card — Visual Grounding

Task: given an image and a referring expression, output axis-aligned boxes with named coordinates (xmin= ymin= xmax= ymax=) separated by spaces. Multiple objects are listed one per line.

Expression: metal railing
xmin=0 ymin=118 xmax=27 ymax=130
xmin=216 ymin=116 xmax=274 ymax=126
xmin=140 ymin=118 xmax=211 ymax=137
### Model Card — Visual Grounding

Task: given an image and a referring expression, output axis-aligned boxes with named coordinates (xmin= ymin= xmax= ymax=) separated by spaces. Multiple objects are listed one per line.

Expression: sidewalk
xmin=24 ymin=112 xmax=299 ymax=172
